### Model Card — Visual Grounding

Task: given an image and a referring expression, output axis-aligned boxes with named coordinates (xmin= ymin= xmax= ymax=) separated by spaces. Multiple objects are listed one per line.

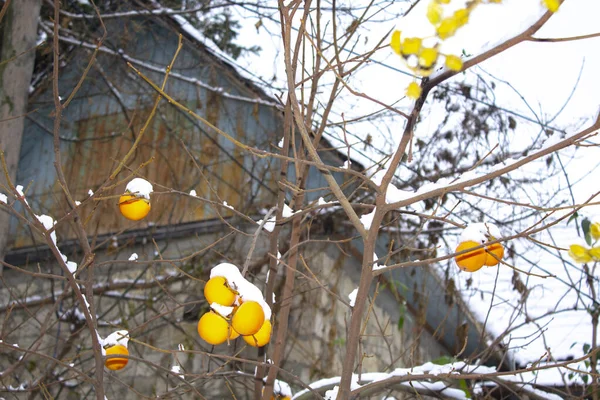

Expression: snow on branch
xmin=292 ymin=359 xmax=580 ymax=399
xmin=380 ymin=121 xmax=600 ymax=213
xmin=293 ymin=361 xmax=495 ymax=399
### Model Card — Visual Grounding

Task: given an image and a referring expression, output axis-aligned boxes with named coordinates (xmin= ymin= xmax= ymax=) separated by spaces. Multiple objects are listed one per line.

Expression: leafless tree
xmin=1 ymin=0 xmax=599 ymax=399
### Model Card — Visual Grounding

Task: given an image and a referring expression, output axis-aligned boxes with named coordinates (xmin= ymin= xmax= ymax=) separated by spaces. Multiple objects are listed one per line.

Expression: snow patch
xmin=360 ymin=208 xmax=376 ymax=230
xmin=274 ymin=379 xmax=292 ymax=397
xmin=210 ymin=302 xmax=234 ymax=317
xmin=282 ymin=203 xmax=296 ymax=218
xmin=371 ymin=169 xmax=413 ymax=204
xmin=125 ymin=178 xmax=153 ymax=199
xmin=16 ymin=185 xmax=29 ymax=206
xmin=66 ymin=261 xmax=77 ymax=274
xmin=318 ymin=197 xmax=334 ymax=206
xmin=372 ymin=253 xmax=385 ymax=271
xmin=257 ymin=217 xmax=276 ymax=232
xmin=459 ymin=222 xmax=501 ymax=244
xmin=210 ymin=263 xmax=271 ymax=320
xmin=102 ymin=330 xmax=129 ymax=348
xmin=348 ymin=288 xmax=358 ymax=307
xmin=171 ymin=365 xmax=184 ymax=379
xmin=324 ymin=386 xmax=339 ymax=400
xmin=128 ymin=253 xmax=138 ymax=261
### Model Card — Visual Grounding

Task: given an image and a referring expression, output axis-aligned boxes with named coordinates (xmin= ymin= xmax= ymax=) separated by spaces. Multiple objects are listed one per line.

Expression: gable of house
xmin=15 ymin=14 xmax=282 ymax=249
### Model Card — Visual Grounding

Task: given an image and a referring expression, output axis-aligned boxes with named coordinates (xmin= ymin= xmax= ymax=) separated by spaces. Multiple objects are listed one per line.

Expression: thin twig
xmin=242 ymin=206 xmax=277 ymax=277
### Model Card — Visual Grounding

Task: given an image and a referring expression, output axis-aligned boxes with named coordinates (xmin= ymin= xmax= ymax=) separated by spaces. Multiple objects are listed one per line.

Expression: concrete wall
xmin=0 ymin=224 xmax=449 ymax=399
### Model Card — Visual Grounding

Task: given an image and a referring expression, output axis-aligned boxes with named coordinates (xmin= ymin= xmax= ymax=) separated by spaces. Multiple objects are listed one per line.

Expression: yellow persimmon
xmin=204 ymin=276 xmax=237 ymax=307
xmin=485 ymin=242 xmax=504 ymax=266
xmin=455 ymin=240 xmax=486 ymax=272
xmin=228 ymin=325 xmax=240 ymax=340
xmin=243 ymin=320 xmax=272 ymax=347
xmin=232 ymin=301 xmax=265 ymax=336
xmin=266 ymin=391 xmax=291 ymax=400
xmin=119 ymin=194 xmax=150 ymax=221
xmin=197 ymin=312 xmax=229 ymax=346
xmin=105 ymin=344 xmax=129 ymax=371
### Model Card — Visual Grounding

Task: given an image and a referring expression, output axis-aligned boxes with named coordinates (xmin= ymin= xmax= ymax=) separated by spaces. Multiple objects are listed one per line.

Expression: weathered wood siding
xmin=14 ymin=16 xmax=284 ymax=248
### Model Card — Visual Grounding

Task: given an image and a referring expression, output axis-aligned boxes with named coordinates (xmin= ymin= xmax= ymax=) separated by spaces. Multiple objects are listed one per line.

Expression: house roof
xmin=32 ymin=4 xmax=364 ymax=171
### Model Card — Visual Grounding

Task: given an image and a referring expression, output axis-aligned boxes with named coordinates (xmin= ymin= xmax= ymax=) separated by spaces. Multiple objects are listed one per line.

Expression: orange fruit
xmin=243 ymin=319 xmax=272 ymax=347
xmin=197 ymin=312 xmax=229 ymax=346
xmin=455 ymin=240 xmax=486 ymax=272
xmin=231 ymin=301 xmax=264 ymax=336
xmin=119 ymin=194 xmax=150 ymax=221
xmin=204 ymin=276 xmax=236 ymax=306
xmin=105 ymin=344 xmax=129 ymax=371
xmin=228 ymin=325 xmax=240 ymax=340
xmin=485 ymin=242 xmax=504 ymax=266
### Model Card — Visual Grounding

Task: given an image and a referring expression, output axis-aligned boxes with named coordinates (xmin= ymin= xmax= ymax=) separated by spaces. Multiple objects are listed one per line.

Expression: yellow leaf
xmin=436 ymin=17 xmax=457 ymax=39
xmin=390 ymin=30 xmax=402 ymax=55
xmin=590 ymin=222 xmax=600 ymax=241
xmin=569 ymin=244 xmax=592 ymax=264
xmin=419 ymin=47 xmax=439 ymax=69
xmin=406 ymin=82 xmax=422 ymax=99
xmin=542 ymin=0 xmax=560 ymax=12
xmin=427 ymin=1 xmax=443 ymax=25
xmin=445 ymin=54 xmax=463 ymax=71
xmin=401 ymin=37 xmax=422 ymax=56
xmin=453 ymin=8 xmax=470 ymax=28
xmin=590 ymin=247 xmax=600 ymax=261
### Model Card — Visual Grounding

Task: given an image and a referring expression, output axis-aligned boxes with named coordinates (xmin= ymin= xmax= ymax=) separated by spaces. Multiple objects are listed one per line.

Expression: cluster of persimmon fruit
xmin=454 ymin=236 xmax=504 ymax=272
xmin=199 ymin=276 xmax=271 ymax=347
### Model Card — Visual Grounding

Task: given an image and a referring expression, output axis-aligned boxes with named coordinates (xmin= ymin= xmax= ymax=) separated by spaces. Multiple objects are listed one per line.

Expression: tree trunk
xmin=0 ymin=0 xmax=42 ymax=271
